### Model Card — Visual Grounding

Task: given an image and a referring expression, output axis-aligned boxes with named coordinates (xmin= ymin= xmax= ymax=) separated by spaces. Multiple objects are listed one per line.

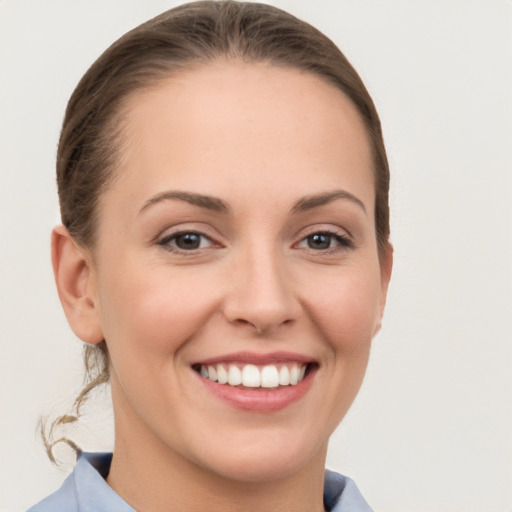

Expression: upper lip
xmin=191 ymin=351 xmax=317 ymax=366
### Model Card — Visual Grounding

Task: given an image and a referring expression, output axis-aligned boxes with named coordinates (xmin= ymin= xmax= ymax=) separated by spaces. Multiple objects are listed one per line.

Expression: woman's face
xmin=87 ymin=61 xmax=391 ymax=481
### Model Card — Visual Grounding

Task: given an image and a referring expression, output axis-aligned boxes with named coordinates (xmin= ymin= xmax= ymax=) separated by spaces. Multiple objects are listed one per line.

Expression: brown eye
xmin=175 ymin=233 xmax=201 ymax=250
xmin=159 ymin=231 xmax=212 ymax=251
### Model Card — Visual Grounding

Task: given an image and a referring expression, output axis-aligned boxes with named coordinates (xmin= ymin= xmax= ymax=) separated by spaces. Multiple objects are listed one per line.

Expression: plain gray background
xmin=1 ymin=1 xmax=511 ymax=511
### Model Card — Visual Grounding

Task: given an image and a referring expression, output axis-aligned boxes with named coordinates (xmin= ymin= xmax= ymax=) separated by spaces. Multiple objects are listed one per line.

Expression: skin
xmin=53 ymin=61 xmax=392 ymax=512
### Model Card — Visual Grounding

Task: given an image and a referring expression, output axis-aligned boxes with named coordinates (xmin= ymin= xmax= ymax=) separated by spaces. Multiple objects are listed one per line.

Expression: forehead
xmin=110 ymin=60 xmax=374 ymax=210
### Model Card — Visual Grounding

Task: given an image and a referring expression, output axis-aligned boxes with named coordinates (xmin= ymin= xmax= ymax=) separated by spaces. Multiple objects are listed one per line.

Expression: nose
xmin=222 ymin=246 xmax=301 ymax=335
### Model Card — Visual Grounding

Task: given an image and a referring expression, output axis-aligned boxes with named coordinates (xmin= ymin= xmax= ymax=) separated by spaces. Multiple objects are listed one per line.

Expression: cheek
xmin=304 ymin=265 xmax=382 ymax=353
xmin=96 ymin=261 xmax=221 ymax=363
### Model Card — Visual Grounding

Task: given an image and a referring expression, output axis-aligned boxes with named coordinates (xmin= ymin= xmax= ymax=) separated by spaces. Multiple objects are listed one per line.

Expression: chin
xmin=191 ymin=429 xmax=327 ymax=483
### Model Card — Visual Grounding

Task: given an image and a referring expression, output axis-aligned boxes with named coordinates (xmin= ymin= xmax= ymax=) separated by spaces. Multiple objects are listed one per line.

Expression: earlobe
xmin=51 ymin=225 xmax=104 ymax=345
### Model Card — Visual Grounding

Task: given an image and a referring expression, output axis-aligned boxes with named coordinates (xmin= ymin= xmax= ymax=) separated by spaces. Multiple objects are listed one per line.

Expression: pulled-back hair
xmin=46 ymin=0 xmax=390 ymax=461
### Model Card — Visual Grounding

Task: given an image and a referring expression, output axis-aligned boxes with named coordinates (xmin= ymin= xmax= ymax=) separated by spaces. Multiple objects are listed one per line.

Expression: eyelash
xmin=295 ymin=230 xmax=354 ymax=253
xmin=157 ymin=228 xmax=353 ymax=255
xmin=158 ymin=230 xmax=217 ymax=253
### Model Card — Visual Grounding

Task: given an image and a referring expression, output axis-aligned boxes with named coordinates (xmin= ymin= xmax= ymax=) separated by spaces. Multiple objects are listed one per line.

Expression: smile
xmin=195 ymin=362 xmax=309 ymax=389
xmin=191 ymin=352 xmax=318 ymax=411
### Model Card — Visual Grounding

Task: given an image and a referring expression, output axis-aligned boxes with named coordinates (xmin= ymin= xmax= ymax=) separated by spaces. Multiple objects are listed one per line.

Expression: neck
xmin=107 ymin=386 xmax=327 ymax=512
xmin=108 ymin=446 xmax=326 ymax=512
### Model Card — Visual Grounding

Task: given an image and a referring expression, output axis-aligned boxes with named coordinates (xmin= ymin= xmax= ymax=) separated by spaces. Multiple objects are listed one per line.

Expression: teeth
xmin=278 ymin=366 xmax=290 ymax=386
xmin=242 ymin=364 xmax=260 ymax=387
xmin=289 ymin=364 xmax=300 ymax=385
xmin=228 ymin=365 xmax=242 ymax=386
xmin=199 ymin=363 xmax=308 ymax=388
xmin=261 ymin=365 xmax=279 ymax=388
xmin=207 ymin=365 xmax=217 ymax=381
xmin=217 ymin=364 xmax=228 ymax=384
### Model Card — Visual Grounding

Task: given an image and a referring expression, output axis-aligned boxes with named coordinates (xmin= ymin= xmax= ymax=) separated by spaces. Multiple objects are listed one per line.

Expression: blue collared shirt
xmin=28 ymin=452 xmax=374 ymax=512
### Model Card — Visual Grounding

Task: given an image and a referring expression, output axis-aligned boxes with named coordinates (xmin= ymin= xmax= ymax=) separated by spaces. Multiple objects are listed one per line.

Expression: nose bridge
xmin=223 ymin=236 xmax=299 ymax=333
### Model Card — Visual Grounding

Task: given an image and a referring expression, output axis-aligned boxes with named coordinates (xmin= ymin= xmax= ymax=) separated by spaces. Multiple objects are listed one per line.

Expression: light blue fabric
xmin=28 ymin=452 xmax=374 ymax=512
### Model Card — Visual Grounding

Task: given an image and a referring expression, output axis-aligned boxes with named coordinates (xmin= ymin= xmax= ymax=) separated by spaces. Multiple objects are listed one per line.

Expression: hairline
xmin=93 ymin=56 xmax=379 ymax=239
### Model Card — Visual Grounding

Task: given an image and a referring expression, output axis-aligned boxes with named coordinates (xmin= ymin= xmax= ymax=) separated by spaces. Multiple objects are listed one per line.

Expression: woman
xmin=29 ymin=1 xmax=392 ymax=511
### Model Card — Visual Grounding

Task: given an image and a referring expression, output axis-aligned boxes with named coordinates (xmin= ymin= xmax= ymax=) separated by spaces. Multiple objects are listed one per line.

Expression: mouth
xmin=192 ymin=361 xmax=315 ymax=390
xmin=190 ymin=353 xmax=318 ymax=411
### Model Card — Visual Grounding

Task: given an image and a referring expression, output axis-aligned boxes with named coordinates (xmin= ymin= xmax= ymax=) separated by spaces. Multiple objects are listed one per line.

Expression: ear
xmin=51 ymin=225 xmax=104 ymax=345
xmin=373 ymin=243 xmax=393 ymax=337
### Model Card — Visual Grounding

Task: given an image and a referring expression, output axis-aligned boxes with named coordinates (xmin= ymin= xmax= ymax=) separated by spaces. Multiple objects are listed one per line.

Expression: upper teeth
xmin=199 ymin=363 xmax=307 ymax=388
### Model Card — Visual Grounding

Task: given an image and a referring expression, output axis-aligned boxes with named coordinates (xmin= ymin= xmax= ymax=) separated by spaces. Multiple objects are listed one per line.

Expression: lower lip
xmin=195 ymin=369 xmax=316 ymax=412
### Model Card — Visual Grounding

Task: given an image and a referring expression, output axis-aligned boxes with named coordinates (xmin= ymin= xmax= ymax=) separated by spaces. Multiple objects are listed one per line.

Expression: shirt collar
xmin=73 ymin=453 xmax=135 ymax=512
xmin=74 ymin=452 xmax=373 ymax=512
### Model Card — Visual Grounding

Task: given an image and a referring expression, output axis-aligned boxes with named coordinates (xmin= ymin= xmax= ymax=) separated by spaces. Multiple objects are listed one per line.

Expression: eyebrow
xmin=291 ymin=190 xmax=367 ymax=215
xmin=139 ymin=191 xmax=230 ymax=214
xmin=139 ymin=189 xmax=366 ymax=216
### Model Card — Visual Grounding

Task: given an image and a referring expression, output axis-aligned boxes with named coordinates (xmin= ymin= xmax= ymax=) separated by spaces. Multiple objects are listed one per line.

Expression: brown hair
xmin=46 ymin=0 xmax=390 ymax=460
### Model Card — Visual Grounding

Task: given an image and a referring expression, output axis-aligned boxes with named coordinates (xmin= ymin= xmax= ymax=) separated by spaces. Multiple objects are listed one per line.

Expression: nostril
xmin=232 ymin=316 xmax=295 ymax=337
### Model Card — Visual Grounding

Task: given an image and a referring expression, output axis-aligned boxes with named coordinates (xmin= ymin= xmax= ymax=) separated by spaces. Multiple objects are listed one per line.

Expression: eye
xmin=296 ymin=231 xmax=353 ymax=251
xmin=159 ymin=231 xmax=213 ymax=251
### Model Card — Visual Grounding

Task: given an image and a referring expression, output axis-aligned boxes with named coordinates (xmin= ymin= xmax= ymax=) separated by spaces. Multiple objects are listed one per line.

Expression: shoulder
xmin=26 ymin=471 xmax=79 ymax=512
xmin=26 ymin=453 xmax=131 ymax=512
xmin=324 ymin=469 xmax=375 ymax=512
